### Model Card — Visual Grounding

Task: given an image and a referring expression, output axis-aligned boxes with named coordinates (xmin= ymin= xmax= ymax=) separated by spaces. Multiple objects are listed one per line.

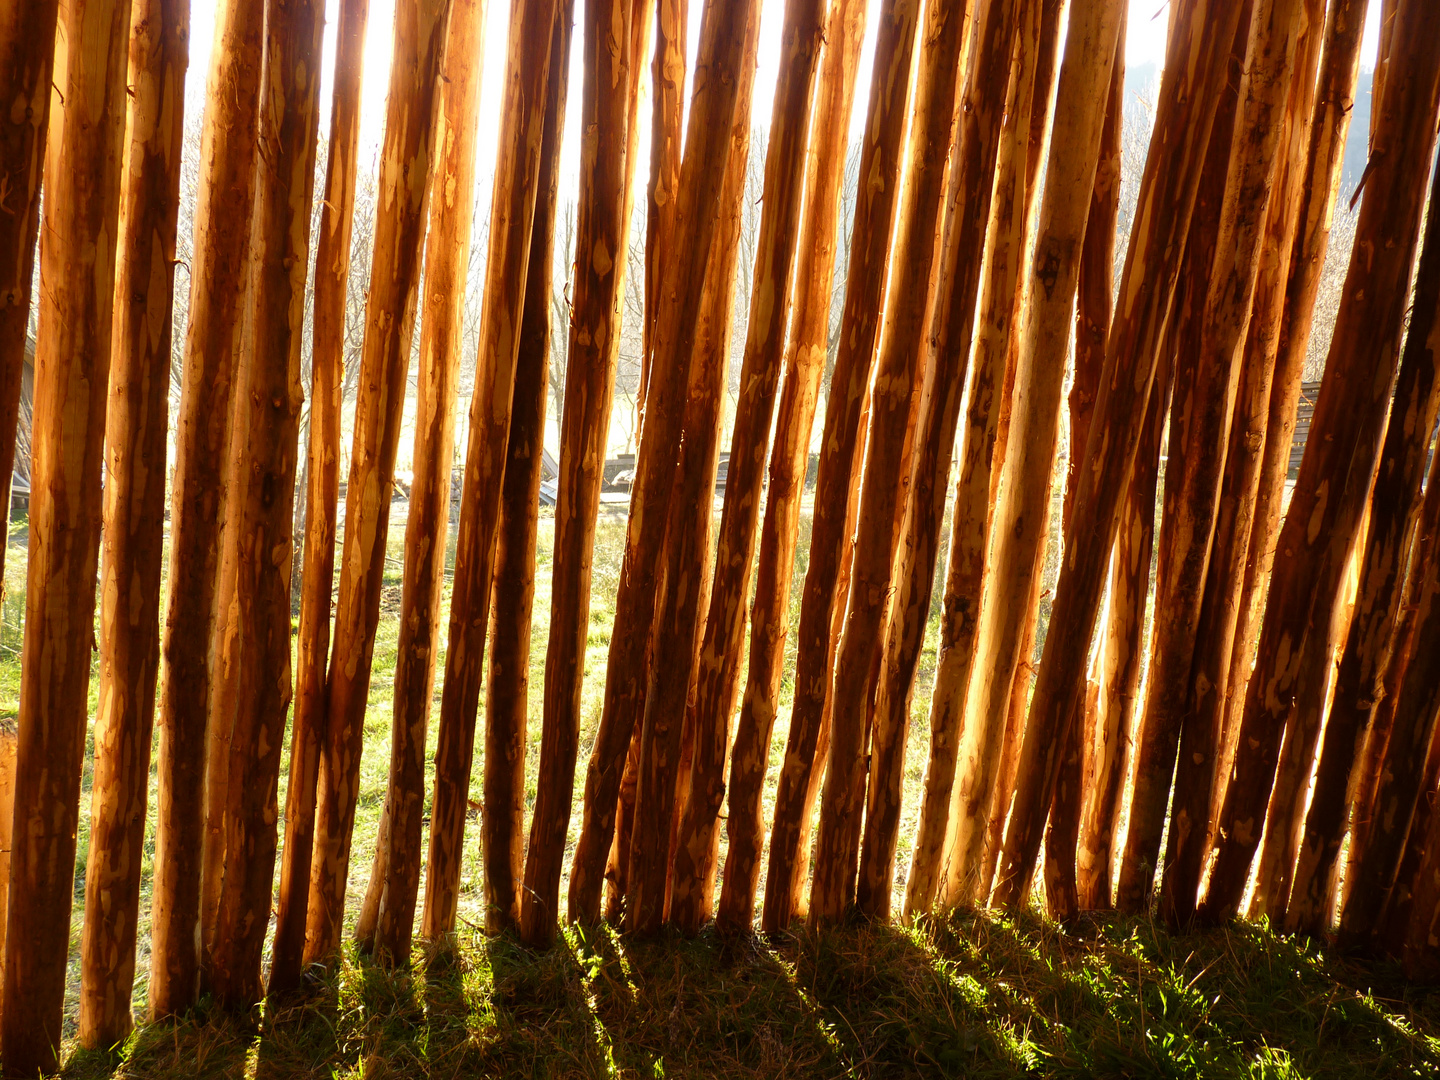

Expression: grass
xmin=3 ymin=490 xmax=1439 ymax=1078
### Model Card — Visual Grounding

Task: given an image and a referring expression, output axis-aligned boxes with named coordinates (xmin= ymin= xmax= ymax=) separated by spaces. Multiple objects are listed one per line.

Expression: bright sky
xmin=183 ymin=0 xmax=1384 ymax=209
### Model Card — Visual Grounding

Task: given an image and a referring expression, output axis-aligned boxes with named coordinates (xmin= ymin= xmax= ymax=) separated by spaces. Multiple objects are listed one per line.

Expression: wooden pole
xmin=207 ymin=0 xmax=325 ymax=1008
xmin=1199 ymin=1 xmax=1440 ymax=922
xmin=716 ymin=0 xmax=868 ymax=931
xmin=268 ymin=0 xmax=371 ymax=1000
xmin=148 ymin=0 xmax=263 ymax=1016
xmin=989 ymin=0 xmax=1249 ymax=909
xmin=667 ymin=0 xmax=827 ymax=935
xmin=416 ymin=0 xmax=564 ymax=952
xmin=564 ymin=0 xmax=761 ymax=933
xmin=542 ymin=0 xmax=650 ymax=934
xmin=1 ymin=0 xmax=130 ymax=1068
xmin=305 ymin=0 xmax=453 ymax=964
xmin=0 ymin=0 xmax=60 ymax=586
xmin=77 ymin=0 xmax=189 ymax=1046
xmin=808 ymin=0 xmax=969 ymax=926
xmin=477 ymin=1 xmax=571 ymax=940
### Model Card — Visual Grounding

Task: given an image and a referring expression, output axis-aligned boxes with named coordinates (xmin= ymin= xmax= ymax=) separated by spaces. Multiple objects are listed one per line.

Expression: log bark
xmin=1199 ymin=1 xmax=1440 ymax=922
xmin=417 ymin=0 xmax=563 ymax=951
xmin=541 ymin=0 xmax=650 ymax=933
xmin=757 ymin=0 xmax=919 ymax=933
xmin=478 ymin=3 xmax=570 ymax=939
xmin=207 ymin=0 xmax=325 ymax=1008
xmin=638 ymin=0 xmax=685 ymax=424
xmin=269 ymin=0 xmax=371 ymax=999
xmin=989 ymin=0 xmax=1250 ymax=909
xmin=305 ymin=0 xmax=452 ymax=963
xmin=0 ymin=0 xmax=59 ymax=587
xmin=1287 ymin=61 xmax=1440 ymax=936
xmin=78 ymin=0 xmax=188 ymax=1045
xmin=808 ymin=0 xmax=968 ymax=927
xmin=716 ymin=0 xmax=868 ymax=931
xmin=668 ymin=0 xmax=827 ymax=935
xmin=0 ymin=723 xmax=13 ymax=977
xmin=1 ymin=0 xmax=130 ymax=1068
xmin=564 ymin=0 xmax=763 ymax=933
xmin=624 ymin=11 xmax=757 ymax=938
xmin=149 ymin=0 xmax=262 ymax=1016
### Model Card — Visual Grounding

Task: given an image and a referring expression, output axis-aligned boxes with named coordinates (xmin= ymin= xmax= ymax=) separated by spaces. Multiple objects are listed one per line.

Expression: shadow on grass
xmin=56 ymin=913 xmax=1440 ymax=1079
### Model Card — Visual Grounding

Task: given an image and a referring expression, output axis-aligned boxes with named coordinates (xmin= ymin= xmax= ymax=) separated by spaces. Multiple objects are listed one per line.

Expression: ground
xmin=1 ymin=495 xmax=1437 ymax=1078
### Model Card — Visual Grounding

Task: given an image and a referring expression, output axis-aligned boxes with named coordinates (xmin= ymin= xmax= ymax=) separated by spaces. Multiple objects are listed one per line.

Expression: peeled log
xmin=149 ymin=0 xmax=262 ymax=1015
xmin=759 ymin=0 xmax=919 ymax=933
xmin=1200 ymin=2 xmax=1440 ymax=922
xmin=990 ymin=0 xmax=1249 ymax=909
xmin=78 ymin=0 xmax=189 ymax=1045
xmin=1 ymin=0 xmax=130 ymax=1068
xmin=306 ymin=0 xmax=452 ymax=963
xmin=717 ymin=0 xmax=868 ymax=931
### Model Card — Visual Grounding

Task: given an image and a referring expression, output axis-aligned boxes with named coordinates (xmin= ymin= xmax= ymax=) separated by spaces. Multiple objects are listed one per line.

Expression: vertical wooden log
xmin=78 ymin=0 xmax=189 ymax=1046
xmin=931 ymin=0 xmax=1048 ymax=908
xmin=989 ymin=0 xmax=1250 ymax=909
xmin=1 ymin=0 xmax=130 ymax=1067
xmin=624 ymin=7 xmax=757 ymax=937
xmin=477 ymin=1 xmax=571 ymax=939
xmin=716 ymin=0 xmax=868 ymax=931
xmin=564 ymin=0 xmax=762 ymax=934
xmin=542 ymin=0 xmax=650 ymax=934
xmin=207 ymin=0 xmax=325 ymax=1008
xmin=148 ymin=0 xmax=262 ymax=1016
xmin=268 ymin=0 xmax=371 ymax=1000
xmin=1200 ymin=1 xmax=1440 ymax=922
xmin=667 ymin=0 xmax=827 ymax=934
xmin=808 ymin=0 xmax=968 ymax=925
xmin=305 ymin=0 xmax=452 ymax=963
xmin=639 ymin=0 xmax=686 ymax=423
xmin=359 ymin=0 xmax=492 ymax=961
xmin=414 ymin=0 xmax=563 ymax=952
xmin=0 ymin=0 xmax=60 ymax=583
xmin=0 ymin=723 xmax=13 ymax=977
xmin=755 ymin=0 xmax=919 ymax=934
xmin=1288 ymin=72 xmax=1440 ymax=936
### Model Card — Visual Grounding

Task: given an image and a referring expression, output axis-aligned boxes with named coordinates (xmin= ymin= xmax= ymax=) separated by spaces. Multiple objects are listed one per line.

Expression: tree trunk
xmin=989 ymin=0 xmax=1249 ymax=910
xmin=542 ymin=0 xmax=651 ymax=933
xmin=756 ymin=0 xmax=918 ymax=934
xmin=77 ymin=0 xmax=188 ymax=1046
xmin=1288 ymin=61 xmax=1440 ymax=936
xmin=149 ymin=0 xmax=263 ymax=1017
xmin=564 ymin=0 xmax=762 ymax=934
xmin=0 ymin=0 xmax=60 ymax=586
xmin=716 ymin=0 xmax=868 ymax=932
xmin=478 ymin=3 xmax=571 ymax=940
xmin=932 ymin=0 xmax=1047 ymax=908
xmin=305 ymin=0 xmax=452 ymax=964
xmin=668 ymin=0 xmax=827 ymax=935
xmin=1200 ymin=3 xmax=1440 ymax=922
xmin=1 ymin=0 xmax=129 ymax=1068
xmin=268 ymin=0 xmax=371 ymax=1000
xmin=207 ymin=0 xmax=325 ymax=1008
xmin=624 ymin=13 xmax=757 ymax=938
